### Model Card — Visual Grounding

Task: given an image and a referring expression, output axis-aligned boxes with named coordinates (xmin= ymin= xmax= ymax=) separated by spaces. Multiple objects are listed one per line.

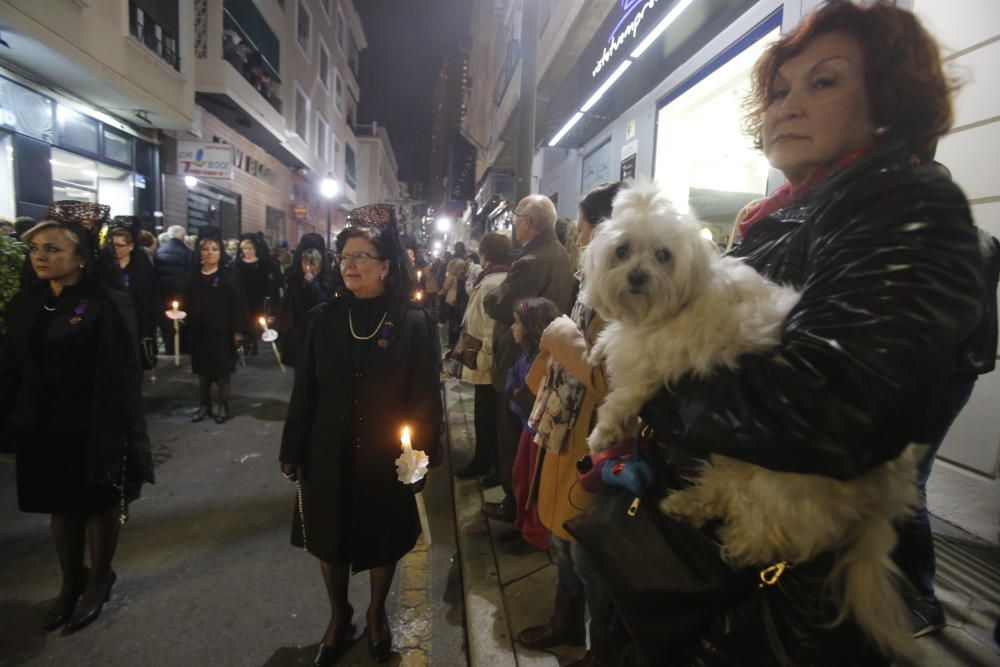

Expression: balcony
xmin=223 ymin=7 xmax=282 ymax=112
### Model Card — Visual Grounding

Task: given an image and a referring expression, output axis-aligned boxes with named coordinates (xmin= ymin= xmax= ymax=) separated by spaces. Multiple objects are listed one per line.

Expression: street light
xmin=320 ymin=174 xmax=339 ymax=246
xmin=435 ymin=216 xmax=452 ymax=233
xmin=184 ymin=175 xmax=198 ymax=188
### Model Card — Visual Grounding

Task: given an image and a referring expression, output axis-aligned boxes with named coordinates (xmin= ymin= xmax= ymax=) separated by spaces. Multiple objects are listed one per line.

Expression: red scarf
xmin=738 ymin=145 xmax=874 ymax=240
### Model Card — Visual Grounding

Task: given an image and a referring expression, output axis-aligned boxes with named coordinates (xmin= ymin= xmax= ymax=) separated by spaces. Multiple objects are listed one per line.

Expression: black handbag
xmin=564 ymin=453 xmax=756 ymax=665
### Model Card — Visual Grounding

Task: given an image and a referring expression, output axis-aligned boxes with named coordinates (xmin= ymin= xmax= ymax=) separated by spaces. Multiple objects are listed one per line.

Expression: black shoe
xmin=478 ymin=474 xmax=502 ymax=489
xmin=64 ymin=570 xmax=116 ymax=633
xmin=503 ymin=536 xmax=546 ymax=556
xmin=41 ymin=567 xmax=89 ymax=631
xmin=455 ymin=462 xmax=490 ymax=480
xmin=314 ymin=603 xmax=356 ymax=666
xmin=192 ymin=405 xmax=212 ymax=422
xmin=483 ymin=497 xmax=515 ymax=523
xmin=911 ymin=594 xmax=946 ymax=638
xmin=497 ymin=528 xmax=522 ymax=544
xmin=214 ymin=403 xmax=229 ymax=424
xmin=366 ymin=618 xmax=392 ymax=663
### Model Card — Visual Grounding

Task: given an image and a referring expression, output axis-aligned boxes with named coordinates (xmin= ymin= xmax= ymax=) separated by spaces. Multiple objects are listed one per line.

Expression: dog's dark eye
xmin=615 ymin=244 xmax=630 ymax=260
xmin=655 ymin=248 xmax=671 ymax=264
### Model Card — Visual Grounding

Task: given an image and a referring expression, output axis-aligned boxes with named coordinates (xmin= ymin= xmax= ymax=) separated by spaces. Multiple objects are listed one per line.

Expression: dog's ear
xmin=580 ymin=223 xmax=612 ymax=315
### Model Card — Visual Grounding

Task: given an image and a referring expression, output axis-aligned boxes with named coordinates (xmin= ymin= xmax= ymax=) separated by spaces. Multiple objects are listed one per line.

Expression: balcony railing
xmin=223 ymin=9 xmax=282 ymax=113
xmin=129 ymin=0 xmax=180 ymax=71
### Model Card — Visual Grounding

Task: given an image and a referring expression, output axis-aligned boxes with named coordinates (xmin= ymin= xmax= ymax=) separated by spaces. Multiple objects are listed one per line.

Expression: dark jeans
xmin=894 ymin=376 xmax=976 ymax=597
xmin=472 ymin=384 xmax=499 ymax=472
xmin=553 ymin=534 xmax=612 ymax=651
xmin=496 ymin=390 xmax=521 ymax=497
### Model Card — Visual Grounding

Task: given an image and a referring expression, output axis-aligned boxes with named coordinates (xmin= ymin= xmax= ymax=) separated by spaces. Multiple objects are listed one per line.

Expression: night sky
xmin=355 ymin=0 xmax=471 ymax=194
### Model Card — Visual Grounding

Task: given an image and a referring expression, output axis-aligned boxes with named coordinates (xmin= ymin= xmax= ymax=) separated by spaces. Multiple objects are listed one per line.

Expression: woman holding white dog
xmin=516 ymin=182 xmax=621 ymax=666
xmin=577 ymin=2 xmax=986 ymax=666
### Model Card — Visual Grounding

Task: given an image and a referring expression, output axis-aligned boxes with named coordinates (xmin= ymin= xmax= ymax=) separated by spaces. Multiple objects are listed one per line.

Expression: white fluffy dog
xmin=580 ymin=181 xmax=919 ymax=661
xmin=582 ymin=182 xmax=801 ymax=453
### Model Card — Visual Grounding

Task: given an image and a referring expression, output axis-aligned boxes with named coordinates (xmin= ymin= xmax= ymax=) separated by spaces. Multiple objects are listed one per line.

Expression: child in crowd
xmin=505 ymin=297 xmax=560 ymax=554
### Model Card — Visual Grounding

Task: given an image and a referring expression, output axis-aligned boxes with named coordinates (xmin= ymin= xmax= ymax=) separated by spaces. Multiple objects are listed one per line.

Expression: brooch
xmin=212 ymin=274 xmax=220 ymax=288
xmin=69 ymin=300 xmax=89 ymax=325
xmin=376 ymin=320 xmax=394 ymax=348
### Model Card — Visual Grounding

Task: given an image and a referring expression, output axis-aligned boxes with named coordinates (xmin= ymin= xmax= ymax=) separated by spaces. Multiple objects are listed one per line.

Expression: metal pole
xmin=514 ymin=0 xmax=539 ymax=203
xmin=326 ymin=201 xmax=332 ymax=248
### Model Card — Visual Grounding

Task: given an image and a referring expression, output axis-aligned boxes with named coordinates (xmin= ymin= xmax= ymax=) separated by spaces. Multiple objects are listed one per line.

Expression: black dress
xmin=280 ymin=292 xmax=442 ymax=572
xmin=185 ymin=267 xmax=247 ymax=377
xmin=120 ymin=251 xmax=159 ymax=368
xmin=236 ymin=258 xmax=280 ymax=320
xmin=276 ymin=273 xmax=331 ymax=367
xmin=0 ymin=282 xmax=154 ymax=514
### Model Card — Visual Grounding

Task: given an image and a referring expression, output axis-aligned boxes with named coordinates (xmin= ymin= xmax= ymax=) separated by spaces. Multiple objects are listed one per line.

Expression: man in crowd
xmin=482 ymin=194 xmax=575 ymax=520
xmin=155 ymin=224 xmax=193 ymax=354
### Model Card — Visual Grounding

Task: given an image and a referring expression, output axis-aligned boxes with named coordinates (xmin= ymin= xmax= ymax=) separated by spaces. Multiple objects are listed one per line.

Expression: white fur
xmin=582 ymin=181 xmax=919 ymax=661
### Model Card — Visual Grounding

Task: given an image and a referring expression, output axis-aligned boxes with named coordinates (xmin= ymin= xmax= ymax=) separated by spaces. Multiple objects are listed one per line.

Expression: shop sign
xmin=593 ymin=0 xmax=663 ymax=78
xmin=178 ymin=141 xmax=234 ymax=179
xmin=292 ymin=203 xmax=309 ymax=220
xmin=621 ymin=139 xmax=638 ymax=180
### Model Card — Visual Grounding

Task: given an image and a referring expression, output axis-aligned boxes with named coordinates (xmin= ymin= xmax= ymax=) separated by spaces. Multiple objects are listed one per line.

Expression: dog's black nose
xmin=628 ymin=271 xmax=648 ymax=288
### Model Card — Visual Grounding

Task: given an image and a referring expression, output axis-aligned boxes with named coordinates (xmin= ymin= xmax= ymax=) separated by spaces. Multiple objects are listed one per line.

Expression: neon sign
xmin=592 ymin=0 xmax=662 ymax=78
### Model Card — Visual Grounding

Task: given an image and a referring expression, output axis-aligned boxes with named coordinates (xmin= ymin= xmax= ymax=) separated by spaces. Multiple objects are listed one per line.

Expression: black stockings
xmin=198 ymin=374 xmax=212 ymax=408
xmin=320 ymin=559 xmax=351 ymax=645
xmin=367 ymin=563 xmax=397 ymax=643
xmin=317 ymin=560 xmax=398 ymax=644
xmin=215 ymin=375 xmax=231 ymax=419
xmin=51 ymin=508 xmax=120 ymax=605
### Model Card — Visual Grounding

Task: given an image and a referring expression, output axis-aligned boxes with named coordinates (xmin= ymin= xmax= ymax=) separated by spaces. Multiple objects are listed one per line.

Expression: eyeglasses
xmin=336 ymin=251 xmax=381 ymax=265
xmin=112 ymin=242 xmax=131 ymax=250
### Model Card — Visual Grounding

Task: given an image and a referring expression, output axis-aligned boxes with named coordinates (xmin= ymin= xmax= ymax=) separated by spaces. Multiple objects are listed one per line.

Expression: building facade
xmin=0 ymin=0 xmax=196 ymax=226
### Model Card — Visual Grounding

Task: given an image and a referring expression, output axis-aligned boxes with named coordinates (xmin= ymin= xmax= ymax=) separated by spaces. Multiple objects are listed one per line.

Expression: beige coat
xmin=528 ymin=312 xmax=607 ymax=541
xmin=460 ymin=270 xmax=507 ymax=385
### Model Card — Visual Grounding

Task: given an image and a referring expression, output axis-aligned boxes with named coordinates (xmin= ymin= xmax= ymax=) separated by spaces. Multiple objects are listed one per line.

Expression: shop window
xmin=297 ymin=0 xmax=312 ymax=58
xmin=103 ymin=128 xmax=133 ymax=167
xmin=654 ymin=27 xmax=779 ymax=248
xmin=0 ymin=134 xmax=14 ymax=219
xmin=50 ymin=148 xmax=135 ymax=218
xmin=56 ymin=105 xmax=99 ymax=156
xmin=345 ymin=143 xmax=356 ymax=188
xmin=294 ymin=84 xmax=309 ymax=141
xmin=333 ymin=136 xmax=342 ymax=175
xmin=0 ymin=77 xmax=54 ymax=143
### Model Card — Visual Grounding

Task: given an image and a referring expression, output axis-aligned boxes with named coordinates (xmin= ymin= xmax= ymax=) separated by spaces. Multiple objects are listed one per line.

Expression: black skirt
xmin=191 ymin=331 xmax=237 ymax=376
xmin=16 ymin=432 xmax=119 ymax=514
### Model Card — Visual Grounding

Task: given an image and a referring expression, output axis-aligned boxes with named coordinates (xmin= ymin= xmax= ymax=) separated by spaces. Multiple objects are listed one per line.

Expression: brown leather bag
xmin=455 ymin=331 xmax=483 ymax=370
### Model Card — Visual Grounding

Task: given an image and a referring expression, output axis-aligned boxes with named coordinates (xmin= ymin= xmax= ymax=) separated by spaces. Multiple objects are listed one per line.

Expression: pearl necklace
xmin=349 ymin=309 xmax=388 ymax=341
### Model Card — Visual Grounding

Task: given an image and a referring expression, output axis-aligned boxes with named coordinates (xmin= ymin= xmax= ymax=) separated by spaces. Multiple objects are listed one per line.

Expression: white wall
xmin=913 ymin=0 xmax=1000 ymax=543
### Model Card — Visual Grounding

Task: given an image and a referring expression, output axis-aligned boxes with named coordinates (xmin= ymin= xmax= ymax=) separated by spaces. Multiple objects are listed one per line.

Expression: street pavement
xmin=0 ymin=354 xmax=465 ymax=667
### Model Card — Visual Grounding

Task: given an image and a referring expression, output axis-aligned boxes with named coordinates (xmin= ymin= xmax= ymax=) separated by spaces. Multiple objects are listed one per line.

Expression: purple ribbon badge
xmin=69 ymin=300 xmax=89 ymax=325
xmin=377 ymin=320 xmax=394 ymax=348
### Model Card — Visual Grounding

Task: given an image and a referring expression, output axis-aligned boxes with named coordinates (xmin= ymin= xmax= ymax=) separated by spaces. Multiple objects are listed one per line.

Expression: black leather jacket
xmin=639 ymin=143 xmax=986 ymax=482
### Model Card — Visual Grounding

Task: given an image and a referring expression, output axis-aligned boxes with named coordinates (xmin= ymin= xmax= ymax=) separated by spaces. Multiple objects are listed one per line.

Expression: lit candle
xmin=401 ymin=426 xmax=414 ymax=463
xmin=415 ymin=290 xmax=423 ymax=302
xmin=417 ymin=269 xmax=422 ymax=282
xmin=259 ymin=317 xmax=267 ymax=330
xmin=172 ymin=301 xmax=180 ymax=366
xmin=401 ymin=425 xmax=431 ymax=545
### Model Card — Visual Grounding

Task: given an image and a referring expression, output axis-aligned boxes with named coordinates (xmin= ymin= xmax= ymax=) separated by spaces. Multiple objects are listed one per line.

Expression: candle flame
xmin=172 ymin=300 xmax=179 ymax=310
xmin=415 ymin=290 xmax=423 ymax=301
xmin=259 ymin=317 xmax=267 ymax=329
xmin=401 ymin=426 xmax=412 ymax=446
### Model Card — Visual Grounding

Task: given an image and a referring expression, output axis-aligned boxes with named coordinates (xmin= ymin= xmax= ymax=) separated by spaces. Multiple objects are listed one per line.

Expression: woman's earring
xmin=874 ymin=125 xmax=890 ymax=137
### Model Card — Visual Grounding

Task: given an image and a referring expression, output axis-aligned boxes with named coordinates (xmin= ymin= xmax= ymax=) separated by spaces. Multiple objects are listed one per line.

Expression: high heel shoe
xmin=41 ymin=566 xmax=89 ymax=631
xmin=366 ymin=615 xmax=392 ymax=664
xmin=214 ymin=402 xmax=229 ymax=424
xmin=314 ymin=603 xmax=357 ymax=666
xmin=192 ymin=405 xmax=212 ymax=422
xmin=64 ymin=570 xmax=116 ymax=633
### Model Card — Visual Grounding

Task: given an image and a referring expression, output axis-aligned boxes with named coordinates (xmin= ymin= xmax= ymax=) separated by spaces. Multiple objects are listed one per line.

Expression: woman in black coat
xmin=275 ymin=233 xmax=332 ymax=367
xmin=107 ymin=216 xmax=158 ymax=370
xmin=598 ymin=4 xmax=986 ymax=666
xmin=0 ymin=214 xmax=154 ymax=634
xmin=237 ymin=232 xmax=281 ymax=354
xmin=280 ymin=205 xmax=442 ymax=665
xmin=184 ymin=227 xmax=248 ymax=423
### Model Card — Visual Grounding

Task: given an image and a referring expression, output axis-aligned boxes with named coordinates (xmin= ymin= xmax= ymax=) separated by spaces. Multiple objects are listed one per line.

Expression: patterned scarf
xmin=528 ymin=288 xmax=596 ymax=454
